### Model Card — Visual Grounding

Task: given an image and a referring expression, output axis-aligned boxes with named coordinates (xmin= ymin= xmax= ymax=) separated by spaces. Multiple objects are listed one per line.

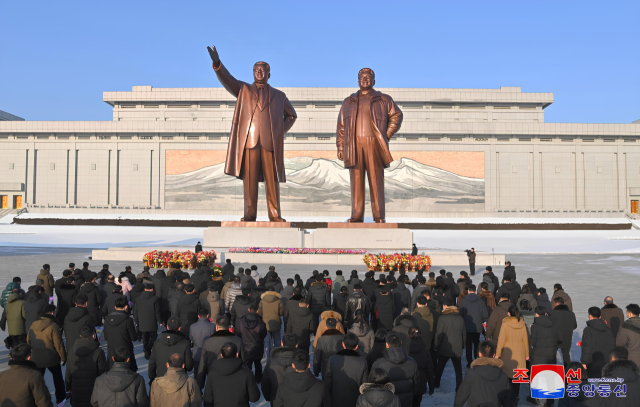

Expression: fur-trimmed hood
xmin=320 ymin=310 xmax=342 ymax=321
xmin=359 ymin=382 xmax=395 ymax=394
xmin=442 ymin=306 xmax=459 ymax=315
xmin=470 ymin=357 xmax=504 ymax=369
xmin=602 ymin=359 xmax=639 ymax=383
xmin=311 ymin=280 xmax=328 ymax=288
xmin=261 ymin=291 xmax=282 ymax=302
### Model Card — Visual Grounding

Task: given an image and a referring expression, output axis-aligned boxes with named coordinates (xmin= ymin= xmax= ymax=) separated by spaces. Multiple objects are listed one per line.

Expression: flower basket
xmin=363 ymin=253 xmax=431 ymax=272
xmin=143 ymin=249 xmax=217 ymax=269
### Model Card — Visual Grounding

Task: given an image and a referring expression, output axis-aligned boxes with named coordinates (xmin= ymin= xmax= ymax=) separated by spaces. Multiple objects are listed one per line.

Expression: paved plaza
xmin=1 ymin=248 xmax=639 ymax=406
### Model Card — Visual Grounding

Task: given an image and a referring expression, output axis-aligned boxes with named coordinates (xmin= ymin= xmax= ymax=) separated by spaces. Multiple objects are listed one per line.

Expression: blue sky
xmin=0 ymin=1 xmax=638 ymax=123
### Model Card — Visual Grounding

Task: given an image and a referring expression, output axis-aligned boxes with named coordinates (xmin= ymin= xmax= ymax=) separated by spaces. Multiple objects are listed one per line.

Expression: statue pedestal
xmin=307 ymin=224 xmax=412 ymax=250
xmin=204 ymin=223 xmax=303 ymax=248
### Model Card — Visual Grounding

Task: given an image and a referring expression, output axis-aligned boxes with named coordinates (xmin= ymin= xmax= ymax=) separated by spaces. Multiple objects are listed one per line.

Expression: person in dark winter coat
xmin=408 ymin=327 xmax=434 ymax=404
xmin=274 ymin=350 xmax=325 ymax=407
xmin=24 ymin=287 xmax=48 ymax=334
xmin=599 ymin=352 xmax=640 ymax=406
xmin=0 ymin=343 xmax=53 ymax=407
xmin=537 ymin=287 xmax=552 ymax=314
xmin=616 ymin=303 xmax=640 ymax=367
xmin=262 ymin=333 xmax=298 ymax=403
xmin=325 ymin=333 xmax=369 ymax=407
xmin=235 ymin=304 xmax=268 ymax=382
xmin=550 ymin=297 xmax=577 ymax=367
xmin=101 ymin=286 xmax=126 ymax=317
xmin=189 ymin=309 xmax=215 ymax=370
xmin=221 ymin=259 xmax=235 ymax=283
xmin=371 ymin=332 xmax=419 ymax=407
xmin=485 ymin=294 xmax=512 ymax=343
xmin=203 ymin=342 xmax=260 ymax=407
xmin=346 ymin=286 xmax=372 ymax=328
xmin=134 ymin=285 xmax=163 ymax=359
xmin=175 ymin=284 xmax=200 ymax=337
xmin=410 ymin=277 xmax=429 ymax=312
xmin=434 ymin=299 xmax=466 ymax=391
xmin=27 ymin=305 xmax=67 ymax=404
xmin=453 ymin=340 xmax=515 ymax=407
xmin=101 ymin=275 xmax=118 ymax=301
xmin=367 ymin=329 xmax=388 ymax=369
xmin=286 ymin=298 xmax=315 ymax=350
xmin=56 ymin=277 xmax=77 ymax=325
xmin=308 ymin=276 xmax=331 ymax=330
xmin=601 ymin=296 xmax=625 ymax=338
xmin=190 ymin=267 xmax=207 ymax=294
xmin=148 ymin=317 xmax=193 ymax=383
xmin=332 ymin=286 xmax=350 ymax=321
xmin=313 ymin=317 xmax=344 ymax=377
xmin=65 ymin=326 xmax=107 ymax=407
xmin=149 ymin=270 xmax=166 ymax=300
xmin=90 ymin=346 xmax=149 ymax=407
xmin=374 ymin=287 xmax=396 ymax=331
xmin=64 ymin=293 xmax=94 ymax=353
xmin=581 ymin=306 xmax=615 ymax=378
xmin=167 ymin=283 xmax=185 ymax=319
xmin=391 ymin=313 xmax=415 ymax=355
xmin=350 ymin=311 xmax=376 ymax=353
xmin=196 ymin=316 xmax=245 ymax=389
xmin=496 ymin=276 xmax=519 ymax=305
xmin=356 ymin=370 xmax=402 ymax=407
xmin=530 ymin=306 xmax=560 ymax=366
xmin=393 ymin=281 xmax=412 ymax=318
xmin=551 ymin=284 xmax=573 ymax=312
xmin=103 ymin=297 xmax=138 ymax=372
xmin=80 ymin=274 xmax=103 ymax=326
xmin=503 ymin=262 xmax=516 ymax=282
xmin=230 ymin=288 xmax=253 ymax=327
xmin=458 ymin=285 xmax=488 ymax=366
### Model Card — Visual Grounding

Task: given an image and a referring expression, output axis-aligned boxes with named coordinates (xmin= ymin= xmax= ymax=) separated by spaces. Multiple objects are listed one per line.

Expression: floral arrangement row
xmin=229 ymin=247 xmax=367 ymax=255
xmin=143 ymin=250 xmax=217 ymax=269
xmin=363 ymin=253 xmax=432 ymax=272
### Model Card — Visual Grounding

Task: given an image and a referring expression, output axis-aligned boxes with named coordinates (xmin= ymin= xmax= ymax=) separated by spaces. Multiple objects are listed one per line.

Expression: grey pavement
xmin=1 ymin=248 xmax=639 ymax=406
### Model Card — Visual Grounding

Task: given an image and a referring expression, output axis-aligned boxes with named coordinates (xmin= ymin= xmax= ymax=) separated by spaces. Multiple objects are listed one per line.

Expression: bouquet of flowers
xmin=143 ymin=249 xmax=217 ymax=269
xmin=363 ymin=253 xmax=431 ymax=272
xmin=229 ymin=247 xmax=367 ymax=255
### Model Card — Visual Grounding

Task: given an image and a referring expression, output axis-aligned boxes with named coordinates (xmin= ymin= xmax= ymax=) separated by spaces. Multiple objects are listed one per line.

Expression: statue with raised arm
xmin=207 ymin=45 xmax=297 ymax=222
xmin=336 ymin=68 xmax=403 ymax=223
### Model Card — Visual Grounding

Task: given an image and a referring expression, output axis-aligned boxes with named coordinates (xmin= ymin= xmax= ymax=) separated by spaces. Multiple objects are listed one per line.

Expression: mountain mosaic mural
xmin=164 ymin=151 xmax=485 ymax=213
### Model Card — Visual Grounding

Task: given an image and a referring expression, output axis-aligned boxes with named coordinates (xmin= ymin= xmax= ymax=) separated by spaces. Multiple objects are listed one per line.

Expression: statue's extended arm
xmin=386 ymin=99 xmax=403 ymax=139
xmin=207 ymin=45 xmax=242 ymax=98
xmin=336 ymin=104 xmax=345 ymax=160
xmin=283 ymin=98 xmax=297 ymax=134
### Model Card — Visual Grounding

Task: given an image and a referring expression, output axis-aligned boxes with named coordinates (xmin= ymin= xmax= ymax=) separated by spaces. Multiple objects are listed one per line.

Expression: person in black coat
xmin=221 ymin=259 xmax=235 ymax=283
xmin=54 ymin=270 xmax=73 ymax=297
xmin=453 ymin=340 xmax=515 ymax=407
xmin=203 ymin=342 xmax=260 ymax=407
xmin=190 ymin=266 xmax=207 ymax=294
xmin=285 ymin=298 xmax=315 ymax=351
xmin=529 ymin=306 xmax=560 ymax=365
xmin=134 ymin=284 xmax=163 ymax=359
xmin=408 ymin=327 xmax=434 ymax=405
xmin=324 ymin=333 xmax=369 ymax=407
xmin=496 ymin=276 xmax=520 ymax=305
xmin=550 ymin=297 xmax=577 ymax=367
xmin=503 ymin=261 xmax=516 ymax=282
xmin=234 ymin=304 xmax=267 ymax=383
xmin=458 ymin=285 xmax=488 ymax=367
xmin=101 ymin=275 xmax=118 ymax=301
xmin=261 ymin=333 xmax=298 ymax=404
xmin=196 ymin=316 xmax=245 ymax=389
xmin=175 ymin=284 xmax=200 ymax=337
xmin=580 ymin=306 xmax=615 ymax=378
xmin=65 ymin=326 xmax=107 ymax=407
xmin=160 ymin=276 xmax=175 ymax=324
xmin=313 ymin=318 xmax=344 ymax=377
xmin=411 ymin=244 xmax=418 ymax=256
xmin=103 ymin=297 xmax=138 ymax=372
xmin=483 ymin=266 xmax=500 ymax=294
xmin=148 ymin=317 xmax=193 ymax=383
xmin=274 ymin=350 xmax=325 ymax=407
xmin=374 ymin=287 xmax=396 ymax=332
xmin=307 ymin=276 xmax=331 ymax=330
xmin=230 ymin=288 xmax=253 ymax=327
xmin=434 ymin=298 xmax=466 ymax=391
xmin=64 ymin=293 xmax=94 ymax=353
xmin=122 ymin=267 xmax=136 ymax=288
xmin=371 ymin=332 xmax=420 ymax=407
xmin=24 ymin=287 xmax=48 ymax=334
xmin=194 ymin=241 xmax=203 ymax=253
xmin=79 ymin=273 xmax=103 ymax=326
xmin=332 ymin=286 xmax=349 ymax=322
xmin=101 ymin=285 xmax=127 ymax=317
xmin=149 ymin=269 xmax=166 ymax=300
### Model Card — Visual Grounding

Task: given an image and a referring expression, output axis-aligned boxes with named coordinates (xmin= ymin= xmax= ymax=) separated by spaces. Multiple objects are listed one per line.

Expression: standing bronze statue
xmin=207 ymin=45 xmax=296 ymax=222
xmin=336 ymin=68 xmax=403 ymax=223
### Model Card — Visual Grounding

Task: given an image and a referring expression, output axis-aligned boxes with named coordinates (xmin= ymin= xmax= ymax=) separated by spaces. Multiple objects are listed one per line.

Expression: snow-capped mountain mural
xmin=164 ymin=154 xmax=485 ymax=212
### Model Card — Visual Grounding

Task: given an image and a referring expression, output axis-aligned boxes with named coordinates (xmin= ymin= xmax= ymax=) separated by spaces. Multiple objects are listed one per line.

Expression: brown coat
xmin=479 ymin=290 xmax=497 ymax=311
xmin=27 ymin=314 xmax=66 ymax=368
xmin=150 ymin=368 xmax=201 ymax=407
xmin=258 ymin=291 xmax=284 ymax=332
xmin=485 ymin=300 xmax=511 ymax=343
xmin=496 ymin=316 xmax=529 ymax=379
xmin=214 ymin=62 xmax=297 ymax=183
xmin=0 ymin=360 xmax=53 ymax=407
xmin=1 ymin=293 xmax=26 ymax=335
xmin=337 ymin=89 xmax=403 ymax=169
xmin=313 ymin=310 xmax=345 ymax=348
xmin=36 ymin=269 xmax=55 ymax=297
xmin=551 ymin=289 xmax=573 ymax=312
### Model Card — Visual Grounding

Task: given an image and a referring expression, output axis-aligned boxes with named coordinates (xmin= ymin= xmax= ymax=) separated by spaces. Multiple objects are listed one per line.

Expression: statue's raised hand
xmin=207 ymin=46 xmax=220 ymax=65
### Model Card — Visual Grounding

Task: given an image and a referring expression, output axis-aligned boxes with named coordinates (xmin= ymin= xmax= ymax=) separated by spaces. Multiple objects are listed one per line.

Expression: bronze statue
xmin=336 ymin=68 xmax=403 ymax=223
xmin=207 ymin=46 xmax=296 ymax=222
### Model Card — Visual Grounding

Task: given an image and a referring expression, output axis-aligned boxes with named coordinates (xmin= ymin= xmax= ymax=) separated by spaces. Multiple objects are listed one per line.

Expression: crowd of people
xmin=0 ymin=260 xmax=639 ymax=407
